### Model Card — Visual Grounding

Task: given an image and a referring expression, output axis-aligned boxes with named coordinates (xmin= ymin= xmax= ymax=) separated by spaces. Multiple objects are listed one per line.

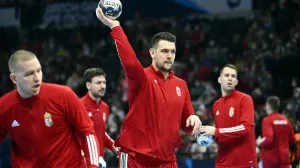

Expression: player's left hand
xmin=200 ymin=125 xmax=216 ymax=135
xmin=186 ymin=115 xmax=202 ymax=135
xmin=112 ymin=144 xmax=120 ymax=154
xmin=256 ymin=136 xmax=265 ymax=146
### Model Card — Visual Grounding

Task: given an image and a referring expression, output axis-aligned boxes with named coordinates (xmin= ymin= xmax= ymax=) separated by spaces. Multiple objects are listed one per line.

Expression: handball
xmin=98 ymin=0 xmax=122 ymax=20
xmin=196 ymin=134 xmax=215 ymax=147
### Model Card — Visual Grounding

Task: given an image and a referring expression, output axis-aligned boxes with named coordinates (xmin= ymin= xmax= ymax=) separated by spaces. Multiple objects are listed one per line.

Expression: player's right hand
xmin=96 ymin=7 xmax=120 ymax=29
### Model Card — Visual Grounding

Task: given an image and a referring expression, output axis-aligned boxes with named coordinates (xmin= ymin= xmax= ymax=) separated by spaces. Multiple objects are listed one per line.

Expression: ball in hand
xmin=98 ymin=0 xmax=122 ymax=20
xmin=196 ymin=134 xmax=215 ymax=147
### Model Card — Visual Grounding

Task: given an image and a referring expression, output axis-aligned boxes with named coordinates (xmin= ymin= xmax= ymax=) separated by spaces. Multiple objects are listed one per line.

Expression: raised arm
xmin=96 ymin=8 xmax=145 ymax=92
xmin=110 ymin=27 xmax=145 ymax=91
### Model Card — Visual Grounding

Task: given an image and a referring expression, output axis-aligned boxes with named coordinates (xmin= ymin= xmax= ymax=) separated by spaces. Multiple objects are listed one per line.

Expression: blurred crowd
xmin=0 ymin=0 xmax=300 ymax=167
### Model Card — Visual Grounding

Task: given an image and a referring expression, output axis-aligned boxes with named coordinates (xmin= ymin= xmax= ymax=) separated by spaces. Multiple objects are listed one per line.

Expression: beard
xmin=92 ymin=90 xmax=105 ymax=98
xmin=156 ymin=62 xmax=172 ymax=73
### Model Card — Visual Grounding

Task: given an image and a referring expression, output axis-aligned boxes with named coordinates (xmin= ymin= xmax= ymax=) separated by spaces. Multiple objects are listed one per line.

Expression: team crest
xmin=229 ymin=107 xmax=234 ymax=117
xmin=44 ymin=112 xmax=54 ymax=127
xmin=103 ymin=112 xmax=106 ymax=122
xmin=176 ymin=86 xmax=181 ymax=97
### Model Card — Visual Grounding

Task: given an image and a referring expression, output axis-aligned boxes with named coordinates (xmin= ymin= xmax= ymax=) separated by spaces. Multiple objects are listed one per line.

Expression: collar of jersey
xmin=148 ymin=65 xmax=174 ymax=80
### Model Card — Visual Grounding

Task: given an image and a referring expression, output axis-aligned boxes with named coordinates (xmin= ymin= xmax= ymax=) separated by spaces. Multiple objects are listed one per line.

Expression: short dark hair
xmin=220 ymin=64 xmax=238 ymax=76
xmin=151 ymin=32 xmax=176 ymax=48
xmin=267 ymin=96 xmax=280 ymax=112
xmin=83 ymin=68 xmax=106 ymax=83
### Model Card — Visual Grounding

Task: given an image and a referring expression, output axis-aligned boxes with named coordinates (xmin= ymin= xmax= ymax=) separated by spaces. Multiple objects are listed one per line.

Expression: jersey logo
xmin=229 ymin=107 xmax=234 ymax=117
xmin=11 ymin=120 xmax=20 ymax=127
xmin=88 ymin=112 xmax=93 ymax=117
xmin=154 ymin=79 xmax=158 ymax=84
xmin=176 ymin=86 xmax=181 ymax=97
xmin=44 ymin=112 xmax=54 ymax=127
xmin=216 ymin=111 xmax=219 ymax=116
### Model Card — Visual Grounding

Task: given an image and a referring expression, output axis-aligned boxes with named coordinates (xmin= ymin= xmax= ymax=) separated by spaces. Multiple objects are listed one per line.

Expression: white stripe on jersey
xmin=120 ymin=152 xmax=128 ymax=168
xmin=219 ymin=125 xmax=245 ymax=133
xmin=105 ymin=132 xmax=114 ymax=142
xmin=86 ymin=134 xmax=99 ymax=166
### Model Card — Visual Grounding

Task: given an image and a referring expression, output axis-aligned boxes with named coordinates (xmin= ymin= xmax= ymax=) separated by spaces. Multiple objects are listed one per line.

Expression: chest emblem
xmin=176 ymin=86 xmax=181 ymax=97
xmin=229 ymin=107 xmax=234 ymax=117
xmin=216 ymin=111 xmax=220 ymax=116
xmin=88 ymin=112 xmax=93 ymax=117
xmin=44 ymin=112 xmax=54 ymax=127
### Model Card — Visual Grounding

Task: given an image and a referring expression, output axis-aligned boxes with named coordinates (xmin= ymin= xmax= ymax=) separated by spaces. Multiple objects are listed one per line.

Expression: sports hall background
xmin=0 ymin=0 xmax=299 ymax=167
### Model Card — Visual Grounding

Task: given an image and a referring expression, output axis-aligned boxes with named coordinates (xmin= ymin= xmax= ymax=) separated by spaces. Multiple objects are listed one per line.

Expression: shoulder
xmin=42 ymin=83 xmax=73 ymax=92
xmin=172 ymin=76 xmax=188 ymax=87
xmin=0 ymin=89 xmax=19 ymax=113
xmin=235 ymin=90 xmax=251 ymax=98
xmin=262 ymin=115 xmax=271 ymax=124
xmin=235 ymin=91 xmax=253 ymax=102
xmin=213 ymin=98 xmax=222 ymax=107
xmin=101 ymin=100 xmax=109 ymax=109
xmin=41 ymin=83 xmax=75 ymax=97
xmin=279 ymin=114 xmax=291 ymax=123
xmin=0 ymin=89 xmax=17 ymax=103
xmin=80 ymin=95 xmax=88 ymax=103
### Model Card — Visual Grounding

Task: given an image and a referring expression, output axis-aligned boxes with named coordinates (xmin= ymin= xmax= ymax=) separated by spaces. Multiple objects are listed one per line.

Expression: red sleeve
xmin=104 ymin=132 xmax=114 ymax=150
xmin=0 ymin=105 xmax=7 ymax=143
xmin=105 ymin=105 xmax=110 ymax=124
xmin=110 ymin=26 xmax=145 ymax=94
xmin=259 ymin=118 xmax=274 ymax=148
xmin=215 ymin=95 xmax=254 ymax=143
xmin=0 ymin=121 xmax=6 ymax=144
xmin=289 ymin=121 xmax=296 ymax=146
xmin=181 ymin=83 xmax=195 ymax=134
xmin=63 ymin=88 xmax=99 ymax=168
xmin=103 ymin=105 xmax=114 ymax=150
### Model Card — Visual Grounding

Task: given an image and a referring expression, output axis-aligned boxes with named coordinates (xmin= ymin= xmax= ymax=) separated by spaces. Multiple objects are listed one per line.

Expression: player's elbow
xmin=260 ymin=139 xmax=273 ymax=148
xmin=240 ymin=124 xmax=254 ymax=137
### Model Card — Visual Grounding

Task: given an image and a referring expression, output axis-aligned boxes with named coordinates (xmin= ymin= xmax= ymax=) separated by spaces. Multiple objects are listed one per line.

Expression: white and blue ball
xmin=98 ymin=0 xmax=122 ymax=20
xmin=196 ymin=134 xmax=215 ymax=147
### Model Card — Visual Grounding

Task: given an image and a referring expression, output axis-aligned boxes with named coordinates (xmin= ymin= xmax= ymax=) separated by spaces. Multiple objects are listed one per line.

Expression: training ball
xmin=98 ymin=0 xmax=122 ymax=20
xmin=196 ymin=134 xmax=214 ymax=147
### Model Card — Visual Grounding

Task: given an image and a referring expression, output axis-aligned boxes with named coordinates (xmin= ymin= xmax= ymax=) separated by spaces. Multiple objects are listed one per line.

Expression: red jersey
xmin=0 ymin=83 xmax=99 ymax=168
xmin=81 ymin=94 xmax=114 ymax=157
xmin=213 ymin=90 xmax=257 ymax=167
xmin=259 ymin=112 xmax=296 ymax=165
xmin=110 ymin=26 xmax=194 ymax=164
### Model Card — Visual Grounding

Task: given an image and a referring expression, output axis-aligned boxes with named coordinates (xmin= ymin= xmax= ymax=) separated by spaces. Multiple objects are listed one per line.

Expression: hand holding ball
xmin=196 ymin=133 xmax=215 ymax=147
xmin=97 ymin=0 xmax=122 ymax=20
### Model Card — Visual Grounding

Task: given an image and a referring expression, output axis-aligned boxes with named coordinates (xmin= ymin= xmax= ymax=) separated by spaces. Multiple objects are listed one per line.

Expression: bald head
xmin=9 ymin=50 xmax=37 ymax=73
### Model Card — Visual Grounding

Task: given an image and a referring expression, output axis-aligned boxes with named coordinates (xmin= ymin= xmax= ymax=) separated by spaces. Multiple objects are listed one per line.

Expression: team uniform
xmin=110 ymin=26 xmax=195 ymax=167
xmin=0 ymin=83 xmax=99 ymax=168
xmin=81 ymin=94 xmax=114 ymax=157
xmin=213 ymin=90 xmax=257 ymax=168
xmin=259 ymin=112 xmax=296 ymax=168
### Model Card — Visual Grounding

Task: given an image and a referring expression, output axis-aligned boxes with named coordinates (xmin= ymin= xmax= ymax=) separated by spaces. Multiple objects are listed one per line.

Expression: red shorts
xmin=118 ymin=152 xmax=177 ymax=168
xmin=262 ymin=160 xmax=291 ymax=168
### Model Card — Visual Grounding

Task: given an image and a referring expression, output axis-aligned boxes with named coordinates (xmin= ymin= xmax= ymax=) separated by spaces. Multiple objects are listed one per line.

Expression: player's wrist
xmin=110 ymin=22 xmax=120 ymax=29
